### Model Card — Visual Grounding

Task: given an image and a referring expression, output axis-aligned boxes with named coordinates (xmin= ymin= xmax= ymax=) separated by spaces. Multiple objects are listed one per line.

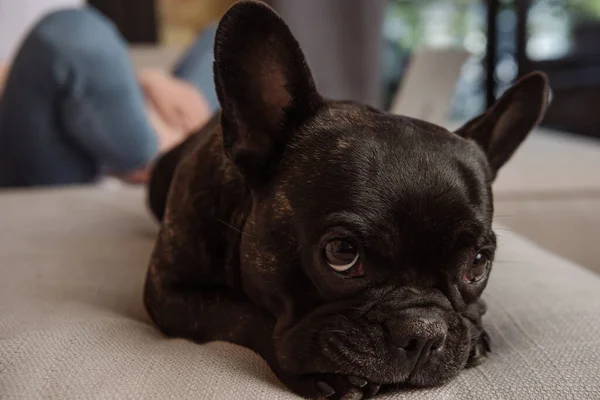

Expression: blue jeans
xmin=0 ymin=8 xmax=218 ymax=188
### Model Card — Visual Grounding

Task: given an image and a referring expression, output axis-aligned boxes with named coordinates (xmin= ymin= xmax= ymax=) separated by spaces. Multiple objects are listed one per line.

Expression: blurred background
xmin=3 ymin=0 xmax=600 ymax=138
xmin=32 ymin=0 xmax=600 ymax=139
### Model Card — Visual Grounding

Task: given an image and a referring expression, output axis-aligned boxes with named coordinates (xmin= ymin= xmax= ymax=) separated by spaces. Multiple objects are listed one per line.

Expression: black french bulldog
xmin=144 ymin=1 xmax=549 ymax=399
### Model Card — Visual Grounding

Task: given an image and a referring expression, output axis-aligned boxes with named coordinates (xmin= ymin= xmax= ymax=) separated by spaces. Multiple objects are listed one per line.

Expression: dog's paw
xmin=279 ymin=372 xmax=381 ymax=400
xmin=466 ymin=329 xmax=491 ymax=368
xmin=314 ymin=375 xmax=381 ymax=400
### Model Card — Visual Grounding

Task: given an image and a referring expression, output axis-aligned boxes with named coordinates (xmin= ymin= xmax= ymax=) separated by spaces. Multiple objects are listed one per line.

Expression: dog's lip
xmin=320 ymin=324 xmax=442 ymax=384
xmin=404 ymin=339 xmax=445 ymax=382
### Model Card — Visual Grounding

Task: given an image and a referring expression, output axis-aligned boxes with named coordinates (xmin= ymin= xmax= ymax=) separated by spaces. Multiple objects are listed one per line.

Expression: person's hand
xmin=0 ymin=63 xmax=10 ymax=95
xmin=139 ymin=68 xmax=212 ymax=135
xmin=121 ymin=166 xmax=151 ymax=185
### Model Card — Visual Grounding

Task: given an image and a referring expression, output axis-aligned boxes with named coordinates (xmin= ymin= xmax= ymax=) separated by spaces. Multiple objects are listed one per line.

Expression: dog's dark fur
xmin=143 ymin=1 xmax=549 ymax=398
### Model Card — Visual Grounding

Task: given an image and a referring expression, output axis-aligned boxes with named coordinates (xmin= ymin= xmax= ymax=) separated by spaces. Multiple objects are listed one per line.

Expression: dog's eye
xmin=324 ymin=239 xmax=361 ymax=274
xmin=464 ymin=252 xmax=490 ymax=284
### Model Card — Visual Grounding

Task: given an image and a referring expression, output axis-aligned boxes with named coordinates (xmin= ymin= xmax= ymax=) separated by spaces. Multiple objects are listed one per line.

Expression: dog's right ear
xmin=214 ymin=0 xmax=322 ymax=185
xmin=455 ymin=72 xmax=550 ymax=180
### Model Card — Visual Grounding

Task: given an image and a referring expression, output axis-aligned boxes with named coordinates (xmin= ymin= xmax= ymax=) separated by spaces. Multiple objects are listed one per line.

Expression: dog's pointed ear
xmin=213 ymin=0 xmax=322 ymax=184
xmin=455 ymin=72 xmax=550 ymax=179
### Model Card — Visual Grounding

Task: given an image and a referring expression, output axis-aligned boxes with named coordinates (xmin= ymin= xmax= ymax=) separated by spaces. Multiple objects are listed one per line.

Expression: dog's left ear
xmin=455 ymin=72 xmax=550 ymax=179
xmin=213 ymin=0 xmax=322 ymax=185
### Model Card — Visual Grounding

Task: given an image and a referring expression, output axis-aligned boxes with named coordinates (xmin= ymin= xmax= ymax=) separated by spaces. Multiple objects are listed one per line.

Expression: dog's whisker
xmin=494 ymin=227 xmax=516 ymax=233
xmin=492 ymin=214 xmax=514 ymax=220
xmin=216 ymin=218 xmax=257 ymax=238
xmin=323 ymin=329 xmax=350 ymax=335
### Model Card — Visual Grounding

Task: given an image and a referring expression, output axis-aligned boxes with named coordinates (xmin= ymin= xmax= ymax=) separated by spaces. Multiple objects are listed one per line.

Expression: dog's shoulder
xmin=149 ymin=115 xmax=250 ymax=289
xmin=165 ymin=114 xmax=248 ymax=225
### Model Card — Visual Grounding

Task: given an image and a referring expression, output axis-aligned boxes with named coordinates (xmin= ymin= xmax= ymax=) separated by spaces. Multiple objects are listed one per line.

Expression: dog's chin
xmin=277 ymin=314 xmax=475 ymax=387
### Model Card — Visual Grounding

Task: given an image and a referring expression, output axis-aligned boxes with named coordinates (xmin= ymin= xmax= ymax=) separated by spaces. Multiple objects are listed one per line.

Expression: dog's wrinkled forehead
xmin=285 ymin=102 xmax=490 ymax=200
xmin=279 ymin=102 xmax=493 ymax=245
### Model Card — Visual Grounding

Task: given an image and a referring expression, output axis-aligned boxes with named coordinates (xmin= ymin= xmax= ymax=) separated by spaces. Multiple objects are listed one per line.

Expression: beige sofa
xmin=1 ymin=184 xmax=600 ymax=399
xmin=493 ymin=128 xmax=600 ymax=273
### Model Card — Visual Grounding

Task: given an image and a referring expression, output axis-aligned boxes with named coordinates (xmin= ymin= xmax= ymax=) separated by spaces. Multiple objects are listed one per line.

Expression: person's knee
xmin=29 ymin=8 xmax=124 ymax=67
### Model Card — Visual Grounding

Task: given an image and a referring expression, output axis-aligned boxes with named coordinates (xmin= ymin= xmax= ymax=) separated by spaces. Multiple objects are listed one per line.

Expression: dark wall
xmin=516 ymin=0 xmax=600 ymax=139
xmin=87 ymin=0 xmax=158 ymax=43
xmin=526 ymin=53 xmax=600 ymax=140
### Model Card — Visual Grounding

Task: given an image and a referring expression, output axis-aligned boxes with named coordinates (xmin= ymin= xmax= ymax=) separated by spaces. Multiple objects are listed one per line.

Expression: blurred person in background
xmin=0 ymin=0 xmax=386 ymax=188
xmin=0 ymin=6 xmax=217 ymax=187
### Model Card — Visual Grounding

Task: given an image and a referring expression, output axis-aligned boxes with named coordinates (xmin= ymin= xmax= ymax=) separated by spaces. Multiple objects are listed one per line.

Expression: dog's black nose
xmin=387 ymin=312 xmax=448 ymax=362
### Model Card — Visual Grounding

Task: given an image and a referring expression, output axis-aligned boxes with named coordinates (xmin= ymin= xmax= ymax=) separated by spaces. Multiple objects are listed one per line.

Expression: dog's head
xmin=214 ymin=0 xmax=549 ymax=386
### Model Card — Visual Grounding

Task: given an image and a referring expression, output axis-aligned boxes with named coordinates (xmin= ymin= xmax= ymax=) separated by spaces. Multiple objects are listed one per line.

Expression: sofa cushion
xmin=492 ymin=128 xmax=600 ymax=273
xmin=1 ymin=186 xmax=599 ymax=399
xmin=494 ymin=127 xmax=600 ymax=195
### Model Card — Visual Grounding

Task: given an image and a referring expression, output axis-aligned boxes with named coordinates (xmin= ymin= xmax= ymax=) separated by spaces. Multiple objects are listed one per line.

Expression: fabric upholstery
xmin=492 ymin=128 xmax=600 ymax=273
xmin=1 ymin=186 xmax=599 ymax=399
